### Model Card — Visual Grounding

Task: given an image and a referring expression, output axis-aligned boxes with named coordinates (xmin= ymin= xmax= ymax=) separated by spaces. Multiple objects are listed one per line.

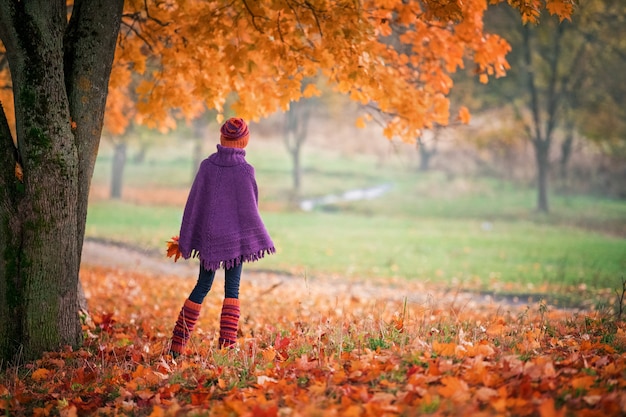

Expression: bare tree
xmin=283 ymin=98 xmax=313 ymax=199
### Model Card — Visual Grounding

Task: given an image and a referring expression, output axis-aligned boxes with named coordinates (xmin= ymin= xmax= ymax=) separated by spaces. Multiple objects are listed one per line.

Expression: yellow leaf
xmin=546 ymin=0 xmax=573 ymax=22
xmin=458 ymin=106 xmax=471 ymax=124
xmin=148 ymin=407 xmax=165 ymax=417
xmin=31 ymin=368 xmax=51 ymax=382
xmin=475 ymin=387 xmax=498 ymax=403
xmin=355 ymin=117 xmax=366 ymax=129
xmin=538 ymin=397 xmax=566 ymax=417
xmin=342 ymin=405 xmax=362 ymax=417
xmin=262 ymin=348 xmax=276 ymax=362
xmin=132 ymin=364 xmax=147 ymax=379
xmin=437 ymin=376 xmax=469 ymax=402
xmin=432 ymin=341 xmax=457 ymax=357
xmin=302 ymin=84 xmax=321 ymax=98
xmin=570 ymin=375 xmax=595 ymax=391
xmin=59 ymin=405 xmax=77 ymax=417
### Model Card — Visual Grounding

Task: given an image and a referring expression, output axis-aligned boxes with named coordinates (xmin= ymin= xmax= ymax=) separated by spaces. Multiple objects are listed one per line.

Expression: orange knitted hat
xmin=220 ymin=117 xmax=249 ymax=149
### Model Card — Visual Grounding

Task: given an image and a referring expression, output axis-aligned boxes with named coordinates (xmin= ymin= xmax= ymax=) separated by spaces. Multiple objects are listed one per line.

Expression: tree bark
xmin=0 ymin=0 xmax=123 ymax=363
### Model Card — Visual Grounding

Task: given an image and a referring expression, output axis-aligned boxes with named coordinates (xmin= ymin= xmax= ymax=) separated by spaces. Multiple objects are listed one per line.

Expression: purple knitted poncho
xmin=178 ymin=145 xmax=275 ymax=271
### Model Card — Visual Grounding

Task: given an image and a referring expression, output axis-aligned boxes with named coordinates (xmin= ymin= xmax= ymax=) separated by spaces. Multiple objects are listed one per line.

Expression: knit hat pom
xmin=220 ymin=117 xmax=249 ymax=149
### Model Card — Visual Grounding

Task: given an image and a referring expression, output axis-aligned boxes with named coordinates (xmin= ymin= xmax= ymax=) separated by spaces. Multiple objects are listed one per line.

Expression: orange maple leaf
xmin=538 ymin=397 xmax=566 ymax=417
xmin=31 ymin=368 xmax=51 ymax=382
xmin=458 ymin=106 xmax=471 ymax=124
xmin=432 ymin=340 xmax=457 ymax=357
xmin=166 ymin=236 xmax=182 ymax=262
xmin=546 ymin=0 xmax=573 ymax=22
xmin=438 ymin=376 xmax=470 ymax=402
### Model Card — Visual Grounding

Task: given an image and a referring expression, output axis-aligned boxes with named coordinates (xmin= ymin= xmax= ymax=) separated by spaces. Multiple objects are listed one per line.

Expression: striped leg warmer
xmin=170 ymin=299 xmax=202 ymax=356
xmin=218 ymin=298 xmax=240 ymax=348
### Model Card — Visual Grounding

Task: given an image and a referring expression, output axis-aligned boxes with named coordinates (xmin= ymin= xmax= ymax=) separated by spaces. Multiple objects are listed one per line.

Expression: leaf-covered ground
xmin=1 ymin=247 xmax=626 ymax=416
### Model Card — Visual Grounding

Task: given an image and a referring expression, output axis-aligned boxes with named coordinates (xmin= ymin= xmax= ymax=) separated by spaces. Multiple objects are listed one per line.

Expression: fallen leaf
xmin=31 ymin=368 xmax=51 ymax=382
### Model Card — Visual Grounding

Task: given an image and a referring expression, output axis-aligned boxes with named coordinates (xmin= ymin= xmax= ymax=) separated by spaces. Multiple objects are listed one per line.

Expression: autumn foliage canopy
xmin=105 ymin=0 xmax=573 ymax=139
xmin=1 ymin=0 xmax=575 ymax=142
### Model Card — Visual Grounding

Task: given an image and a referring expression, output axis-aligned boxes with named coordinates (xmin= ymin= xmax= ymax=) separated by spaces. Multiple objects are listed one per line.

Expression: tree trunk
xmin=110 ymin=141 xmax=126 ymax=199
xmin=284 ymin=100 xmax=311 ymax=199
xmin=522 ymin=22 xmax=562 ymax=214
xmin=191 ymin=118 xmax=207 ymax=181
xmin=559 ymin=114 xmax=575 ymax=190
xmin=0 ymin=0 xmax=123 ymax=363
xmin=291 ymin=142 xmax=302 ymax=191
xmin=534 ymin=139 xmax=550 ymax=213
xmin=418 ymin=145 xmax=433 ymax=171
xmin=417 ymin=133 xmax=438 ymax=172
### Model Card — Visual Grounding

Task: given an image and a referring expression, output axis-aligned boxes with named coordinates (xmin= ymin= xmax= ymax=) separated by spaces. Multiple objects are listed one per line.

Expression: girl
xmin=169 ymin=117 xmax=275 ymax=356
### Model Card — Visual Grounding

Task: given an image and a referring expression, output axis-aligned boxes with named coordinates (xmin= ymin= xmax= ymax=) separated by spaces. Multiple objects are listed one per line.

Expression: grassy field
xmin=86 ymin=138 xmax=626 ymax=301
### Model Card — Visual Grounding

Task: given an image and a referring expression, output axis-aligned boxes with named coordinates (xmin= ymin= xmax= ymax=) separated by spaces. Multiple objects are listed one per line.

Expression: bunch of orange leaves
xmin=165 ymin=236 xmax=181 ymax=262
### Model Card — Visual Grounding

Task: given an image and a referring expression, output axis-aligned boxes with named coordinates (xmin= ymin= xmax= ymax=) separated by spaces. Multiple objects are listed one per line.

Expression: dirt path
xmin=82 ymin=238 xmax=197 ymax=278
xmin=80 ymin=238 xmax=568 ymax=313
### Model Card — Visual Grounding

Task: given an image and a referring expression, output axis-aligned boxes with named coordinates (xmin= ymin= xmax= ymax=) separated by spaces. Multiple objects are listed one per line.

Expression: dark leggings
xmin=188 ymin=263 xmax=242 ymax=304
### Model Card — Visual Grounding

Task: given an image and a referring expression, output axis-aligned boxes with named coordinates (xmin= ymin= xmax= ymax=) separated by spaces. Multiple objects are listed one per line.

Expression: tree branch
xmin=141 ymin=0 xmax=168 ymax=27
xmin=303 ymin=0 xmax=324 ymax=38
xmin=241 ymin=0 xmax=266 ymax=33
xmin=285 ymin=0 xmax=317 ymax=49
xmin=119 ymin=0 xmax=170 ymax=51
xmin=119 ymin=17 xmax=155 ymax=51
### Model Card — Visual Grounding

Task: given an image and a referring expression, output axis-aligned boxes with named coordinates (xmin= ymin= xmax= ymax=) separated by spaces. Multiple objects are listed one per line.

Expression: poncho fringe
xmin=191 ymin=247 xmax=276 ymax=271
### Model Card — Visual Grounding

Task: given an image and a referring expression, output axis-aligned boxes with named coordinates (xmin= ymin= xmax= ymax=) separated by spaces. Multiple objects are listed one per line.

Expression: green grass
xmin=87 ymin=138 xmax=626 ymax=295
xmin=86 ymin=200 xmax=626 ymax=291
xmin=85 ymin=201 xmax=182 ymax=249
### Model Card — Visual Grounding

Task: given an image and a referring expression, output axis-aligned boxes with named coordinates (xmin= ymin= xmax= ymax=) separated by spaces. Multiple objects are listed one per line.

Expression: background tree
xmin=481 ymin=0 xmax=625 ymax=211
xmin=284 ymin=99 xmax=312 ymax=199
xmin=416 ymin=128 xmax=442 ymax=172
xmin=0 ymin=0 xmax=573 ymax=362
xmin=569 ymin=0 xmax=626 ymax=169
xmin=103 ymin=47 xmax=203 ymax=198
